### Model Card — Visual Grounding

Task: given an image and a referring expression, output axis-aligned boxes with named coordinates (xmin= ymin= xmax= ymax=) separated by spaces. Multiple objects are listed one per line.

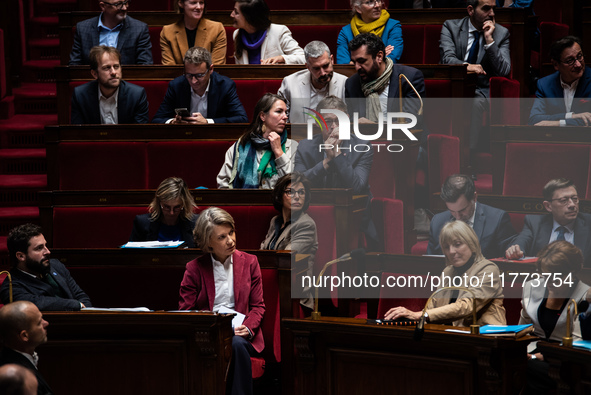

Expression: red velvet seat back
xmin=289 ymin=26 xmax=341 ymax=59
xmin=146 ymin=141 xmax=234 ymax=189
xmin=399 ymin=26 xmax=424 ymax=64
xmin=52 ymin=207 xmax=146 ymax=248
xmin=149 ymin=26 xmax=163 ymax=64
xmin=58 ymin=142 xmax=148 ymax=190
xmin=225 ymin=27 xmax=236 ymax=64
xmin=508 ymin=213 xmax=526 ymax=234
xmin=371 ymin=198 xmax=404 ymax=254
xmin=369 ymin=147 xmax=396 ymax=199
xmin=0 ymin=29 xmax=5 ymax=100
xmin=424 ymin=25 xmax=443 ymax=64
xmin=138 ymin=81 xmax=170 ymax=121
xmin=235 ymin=80 xmax=281 ymax=119
xmin=424 ymin=80 xmax=453 ymax=135
xmin=538 ymin=22 xmax=569 ymax=69
xmin=489 ymin=77 xmax=520 ymax=125
xmin=427 ymin=134 xmax=459 ymax=196
xmin=502 ymin=143 xmax=590 ymax=196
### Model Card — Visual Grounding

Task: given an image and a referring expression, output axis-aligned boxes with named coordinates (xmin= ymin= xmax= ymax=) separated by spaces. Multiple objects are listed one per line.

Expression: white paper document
xmin=216 ymin=306 xmax=245 ymax=328
xmin=121 ymin=241 xmax=184 ymax=248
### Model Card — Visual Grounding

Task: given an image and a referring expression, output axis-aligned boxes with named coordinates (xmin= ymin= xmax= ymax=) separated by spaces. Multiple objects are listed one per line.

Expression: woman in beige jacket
xmin=385 ymin=220 xmax=507 ymax=327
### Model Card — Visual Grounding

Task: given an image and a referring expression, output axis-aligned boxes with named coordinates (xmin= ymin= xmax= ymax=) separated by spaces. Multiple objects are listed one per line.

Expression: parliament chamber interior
xmin=1 ymin=0 xmax=591 ymax=394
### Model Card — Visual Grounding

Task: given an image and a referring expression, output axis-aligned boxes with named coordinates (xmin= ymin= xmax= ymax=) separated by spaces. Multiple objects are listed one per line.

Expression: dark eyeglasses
xmin=184 ymin=71 xmax=209 ymax=80
xmin=284 ymin=188 xmax=306 ymax=198
xmin=550 ymin=195 xmax=579 ymax=205
xmin=102 ymin=0 xmax=130 ymax=10
xmin=561 ymin=52 xmax=584 ymax=67
xmin=161 ymin=204 xmax=184 ymax=213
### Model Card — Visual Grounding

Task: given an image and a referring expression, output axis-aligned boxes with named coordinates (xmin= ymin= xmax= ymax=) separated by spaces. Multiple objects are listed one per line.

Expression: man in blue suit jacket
xmin=506 ymin=178 xmax=591 ymax=267
xmin=71 ymin=46 xmax=148 ymax=124
xmin=69 ymin=0 xmax=152 ymax=65
xmin=427 ymin=174 xmax=516 ymax=258
xmin=153 ymin=47 xmax=248 ymax=124
xmin=529 ymin=36 xmax=591 ymax=126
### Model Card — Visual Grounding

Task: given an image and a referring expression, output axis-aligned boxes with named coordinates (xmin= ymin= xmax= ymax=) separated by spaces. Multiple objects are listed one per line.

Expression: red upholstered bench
xmin=235 ymin=80 xmax=282 ymax=118
xmin=57 ymin=142 xmax=148 ymax=190
xmin=502 ymin=143 xmax=591 ymax=197
xmin=52 ymin=207 xmax=146 ymax=248
xmin=371 ymin=198 xmax=404 ymax=254
xmin=146 ymin=141 xmax=234 ymax=189
xmin=508 ymin=213 xmax=526 ymax=234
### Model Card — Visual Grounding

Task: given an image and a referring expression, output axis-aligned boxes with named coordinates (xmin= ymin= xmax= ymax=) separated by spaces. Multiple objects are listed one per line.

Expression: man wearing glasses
xmin=529 ymin=36 xmax=591 ymax=126
xmin=152 ymin=47 xmax=248 ymax=124
xmin=69 ymin=0 xmax=153 ymax=65
xmin=506 ymin=178 xmax=591 ymax=266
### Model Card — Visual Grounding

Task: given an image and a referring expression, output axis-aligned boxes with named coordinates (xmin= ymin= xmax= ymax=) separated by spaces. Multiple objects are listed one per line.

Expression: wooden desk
xmin=48 ymin=248 xmax=296 ymax=317
xmin=283 ymin=316 xmax=530 ymax=395
xmin=537 ymin=341 xmax=591 ymax=395
xmin=38 ymin=311 xmax=233 ymax=395
xmin=490 ymin=125 xmax=591 ymax=194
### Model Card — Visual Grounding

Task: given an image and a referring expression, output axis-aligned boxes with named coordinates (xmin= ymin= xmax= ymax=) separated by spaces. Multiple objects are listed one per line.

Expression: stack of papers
xmin=121 ymin=241 xmax=184 ymax=248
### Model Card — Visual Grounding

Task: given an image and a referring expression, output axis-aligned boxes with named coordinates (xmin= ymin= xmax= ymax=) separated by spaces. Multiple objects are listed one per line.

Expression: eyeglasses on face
xmin=161 ymin=204 xmax=184 ymax=213
xmin=284 ymin=188 xmax=306 ymax=198
xmin=561 ymin=52 xmax=584 ymax=67
xmin=102 ymin=0 xmax=130 ymax=10
xmin=184 ymin=71 xmax=209 ymax=80
xmin=551 ymin=195 xmax=579 ymax=205
xmin=361 ymin=0 xmax=382 ymax=7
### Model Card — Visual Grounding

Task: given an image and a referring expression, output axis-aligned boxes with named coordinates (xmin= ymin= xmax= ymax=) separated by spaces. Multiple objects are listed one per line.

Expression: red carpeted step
xmin=474 ymin=174 xmax=493 ymax=194
xmin=0 ymin=148 xmax=47 ymax=174
xmin=0 ymin=113 xmax=56 ymax=147
xmin=0 ymin=174 xmax=47 ymax=188
xmin=28 ymin=38 xmax=60 ymax=60
xmin=0 ymin=206 xmax=39 ymax=219
xmin=12 ymin=82 xmax=57 ymax=114
xmin=21 ymin=60 xmax=59 ymax=83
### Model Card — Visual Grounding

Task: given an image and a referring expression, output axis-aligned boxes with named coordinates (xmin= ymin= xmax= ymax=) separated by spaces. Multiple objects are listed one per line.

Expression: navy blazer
xmin=70 ymin=80 xmax=149 ymax=124
xmin=0 ymin=260 xmax=92 ymax=311
xmin=152 ymin=71 xmax=248 ymax=123
xmin=294 ymin=133 xmax=373 ymax=195
xmin=129 ymin=213 xmax=198 ymax=247
xmin=529 ymin=67 xmax=591 ymax=125
xmin=69 ymin=16 xmax=153 ymax=65
xmin=513 ymin=213 xmax=591 ymax=266
xmin=427 ymin=203 xmax=516 ymax=259
xmin=345 ymin=63 xmax=425 ymax=120
xmin=0 ymin=347 xmax=54 ymax=395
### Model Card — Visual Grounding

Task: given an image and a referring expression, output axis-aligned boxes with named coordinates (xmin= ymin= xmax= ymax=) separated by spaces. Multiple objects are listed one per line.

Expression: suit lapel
xmin=298 ymin=74 xmax=311 ymax=102
xmin=116 ymin=19 xmax=128 ymax=51
xmin=12 ymin=270 xmax=53 ymax=296
xmin=573 ymin=214 xmax=589 ymax=252
xmin=49 ymin=263 xmax=73 ymax=299
xmin=117 ymin=81 xmax=126 ymax=123
xmin=207 ymin=72 xmax=219 ymax=117
xmin=200 ymin=255 xmax=216 ymax=311
xmin=232 ymin=251 xmax=243 ymax=307
xmin=536 ymin=215 xmax=553 ymax=252
xmin=472 ymin=204 xmax=485 ymax=241
xmin=88 ymin=81 xmax=101 ymax=124
xmin=177 ymin=21 xmax=190 ymax=61
xmin=459 ymin=18 xmax=470 ymax=60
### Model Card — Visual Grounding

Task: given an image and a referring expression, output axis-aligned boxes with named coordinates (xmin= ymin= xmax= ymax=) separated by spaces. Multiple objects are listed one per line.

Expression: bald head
xmin=0 ymin=364 xmax=38 ymax=395
xmin=0 ymin=301 xmax=48 ymax=353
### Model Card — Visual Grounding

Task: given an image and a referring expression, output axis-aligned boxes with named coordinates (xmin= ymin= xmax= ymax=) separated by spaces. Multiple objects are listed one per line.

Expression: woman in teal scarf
xmin=217 ymin=93 xmax=298 ymax=189
xmin=336 ymin=0 xmax=403 ymax=64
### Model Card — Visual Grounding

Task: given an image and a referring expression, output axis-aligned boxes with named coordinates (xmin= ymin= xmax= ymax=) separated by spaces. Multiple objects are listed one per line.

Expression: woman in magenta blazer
xmin=179 ymin=207 xmax=265 ymax=395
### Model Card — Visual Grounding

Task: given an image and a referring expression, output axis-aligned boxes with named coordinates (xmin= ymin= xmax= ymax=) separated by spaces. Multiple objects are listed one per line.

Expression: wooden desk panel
xmin=38 ymin=311 xmax=233 ymax=395
xmin=283 ymin=316 xmax=530 ymax=395
xmin=537 ymin=341 xmax=591 ymax=395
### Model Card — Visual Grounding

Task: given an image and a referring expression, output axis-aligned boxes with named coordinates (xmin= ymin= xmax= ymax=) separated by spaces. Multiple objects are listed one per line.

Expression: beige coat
xmin=427 ymin=257 xmax=507 ymax=327
xmin=160 ymin=18 xmax=226 ymax=65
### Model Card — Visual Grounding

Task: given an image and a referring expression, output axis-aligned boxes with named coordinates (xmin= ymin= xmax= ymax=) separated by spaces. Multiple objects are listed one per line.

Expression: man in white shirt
xmin=506 ymin=178 xmax=591 ymax=266
xmin=70 ymin=46 xmax=149 ymax=124
xmin=152 ymin=47 xmax=248 ymax=124
xmin=529 ymin=36 xmax=591 ymax=126
xmin=0 ymin=301 xmax=53 ymax=395
xmin=278 ymin=41 xmax=347 ymax=124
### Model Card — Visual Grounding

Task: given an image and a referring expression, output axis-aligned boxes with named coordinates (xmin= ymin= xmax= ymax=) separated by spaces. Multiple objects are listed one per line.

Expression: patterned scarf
xmin=361 ymin=57 xmax=393 ymax=122
xmin=230 ymin=129 xmax=287 ymax=189
xmin=351 ymin=9 xmax=390 ymax=37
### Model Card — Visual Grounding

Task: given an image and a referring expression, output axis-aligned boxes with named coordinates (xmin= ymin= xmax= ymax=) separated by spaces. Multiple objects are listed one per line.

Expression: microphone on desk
xmin=563 ymin=298 xmax=579 ymax=347
xmin=414 ymin=286 xmax=480 ymax=341
xmin=0 ymin=271 xmax=13 ymax=303
xmin=399 ymin=73 xmax=424 ymax=116
xmin=311 ymin=248 xmax=366 ymax=320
